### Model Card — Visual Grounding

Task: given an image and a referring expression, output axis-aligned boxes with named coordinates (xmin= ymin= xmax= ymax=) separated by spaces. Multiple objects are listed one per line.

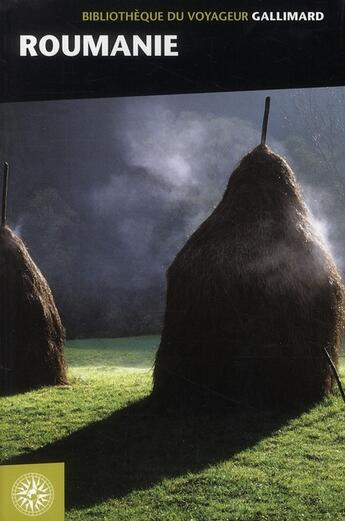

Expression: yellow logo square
xmin=0 ymin=463 xmax=64 ymax=521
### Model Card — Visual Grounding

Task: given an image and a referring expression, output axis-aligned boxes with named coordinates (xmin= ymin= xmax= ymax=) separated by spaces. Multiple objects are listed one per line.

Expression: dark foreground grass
xmin=1 ymin=336 xmax=345 ymax=521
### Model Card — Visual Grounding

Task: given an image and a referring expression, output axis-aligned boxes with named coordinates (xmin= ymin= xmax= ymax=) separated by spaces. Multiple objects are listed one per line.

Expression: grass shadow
xmin=5 ymin=397 xmax=302 ymax=510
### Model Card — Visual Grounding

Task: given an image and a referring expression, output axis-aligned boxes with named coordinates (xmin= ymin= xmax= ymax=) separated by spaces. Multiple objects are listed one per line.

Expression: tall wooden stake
xmin=324 ymin=347 xmax=345 ymax=404
xmin=1 ymin=162 xmax=9 ymax=227
xmin=261 ymin=96 xmax=271 ymax=146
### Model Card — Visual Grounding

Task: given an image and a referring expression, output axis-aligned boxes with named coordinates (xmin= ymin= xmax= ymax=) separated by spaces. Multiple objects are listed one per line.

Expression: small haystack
xmin=153 ymin=98 xmax=345 ymax=409
xmin=0 ymin=163 xmax=67 ymax=395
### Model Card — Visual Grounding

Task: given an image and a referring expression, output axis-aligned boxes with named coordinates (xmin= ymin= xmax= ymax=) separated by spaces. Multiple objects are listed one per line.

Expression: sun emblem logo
xmin=11 ymin=473 xmax=54 ymax=517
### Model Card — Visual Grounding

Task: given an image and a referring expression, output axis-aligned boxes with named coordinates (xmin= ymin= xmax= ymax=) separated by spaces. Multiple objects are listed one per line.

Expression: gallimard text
xmin=19 ymin=35 xmax=179 ymax=57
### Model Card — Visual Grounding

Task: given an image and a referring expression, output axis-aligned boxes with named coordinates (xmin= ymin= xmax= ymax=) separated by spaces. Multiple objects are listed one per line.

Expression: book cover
xmin=1 ymin=1 xmax=345 ymax=520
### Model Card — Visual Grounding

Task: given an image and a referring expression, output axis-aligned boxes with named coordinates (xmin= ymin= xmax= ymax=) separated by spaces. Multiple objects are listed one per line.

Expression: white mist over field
xmin=95 ymin=100 xmax=286 ymax=247
xmin=302 ymin=184 xmax=344 ymax=270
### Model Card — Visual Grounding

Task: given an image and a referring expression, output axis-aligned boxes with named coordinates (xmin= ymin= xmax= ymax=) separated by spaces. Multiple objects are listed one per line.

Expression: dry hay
xmin=0 ymin=226 xmax=67 ymax=394
xmin=153 ymin=145 xmax=345 ymax=409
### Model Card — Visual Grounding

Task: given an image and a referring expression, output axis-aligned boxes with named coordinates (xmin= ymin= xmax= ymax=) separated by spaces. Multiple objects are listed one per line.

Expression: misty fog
xmin=0 ymin=88 xmax=344 ymax=338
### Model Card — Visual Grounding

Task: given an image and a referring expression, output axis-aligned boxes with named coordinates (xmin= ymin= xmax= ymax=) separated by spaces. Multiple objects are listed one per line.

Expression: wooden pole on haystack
xmin=1 ymin=162 xmax=9 ymax=227
xmin=261 ymin=96 xmax=270 ymax=146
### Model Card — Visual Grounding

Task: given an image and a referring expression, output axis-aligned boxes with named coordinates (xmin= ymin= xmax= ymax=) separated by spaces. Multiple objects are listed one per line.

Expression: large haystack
xmin=153 ymin=144 xmax=345 ymax=409
xmin=0 ymin=166 xmax=66 ymax=395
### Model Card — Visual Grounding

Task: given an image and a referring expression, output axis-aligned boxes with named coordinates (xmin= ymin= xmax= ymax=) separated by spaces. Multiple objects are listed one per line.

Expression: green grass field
xmin=1 ymin=336 xmax=345 ymax=521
